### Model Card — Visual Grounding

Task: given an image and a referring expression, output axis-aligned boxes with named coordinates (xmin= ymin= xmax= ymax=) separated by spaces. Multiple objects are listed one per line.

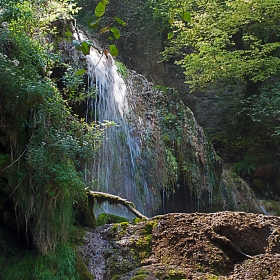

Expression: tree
xmin=156 ymin=0 xmax=280 ymax=95
xmin=149 ymin=0 xmax=280 ymax=186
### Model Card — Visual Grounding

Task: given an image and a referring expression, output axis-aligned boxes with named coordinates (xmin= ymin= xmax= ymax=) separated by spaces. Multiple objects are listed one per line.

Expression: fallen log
xmin=86 ymin=190 xmax=148 ymax=220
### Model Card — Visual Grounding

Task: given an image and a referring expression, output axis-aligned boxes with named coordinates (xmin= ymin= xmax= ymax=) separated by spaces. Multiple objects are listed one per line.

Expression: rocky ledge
xmin=79 ymin=212 xmax=280 ymax=279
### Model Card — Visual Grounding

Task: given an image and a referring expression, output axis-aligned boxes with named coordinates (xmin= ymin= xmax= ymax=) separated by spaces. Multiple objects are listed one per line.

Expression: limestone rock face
xmin=79 ymin=212 xmax=280 ymax=279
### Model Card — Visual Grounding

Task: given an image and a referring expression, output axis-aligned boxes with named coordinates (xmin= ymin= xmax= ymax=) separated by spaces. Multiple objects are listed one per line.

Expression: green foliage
xmin=77 ymin=0 xmax=161 ymax=63
xmin=164 ymin=148 xmax=179 ymax=193
xmin=243 ymin=80 xmax=280 ymax=140
xmin=115 ymin=61 xmax=129 ymax=78
xmin=0 ymin=0 xmax=105 ymax=253
xmin=233 ymin=156 xmax=256 ymax=180
xmin=96 ymin=212 xmax=128 ymax=226
xmin=157 ymin=0 xmax=280 ymax=91
xmin=152 ymin=0 xmax=280 ymax=193
xmin=130 ymin=275 xmax=149 ymax=280
xmin=0 ymin=235 xmax=79 ymax=280
xmin=75 ymin=0 xmax=126 ymax=57
xmin=109 ymin=44 xmax=119 ymax=56
xmin=95 ymin=2 xmax=106 ymax=18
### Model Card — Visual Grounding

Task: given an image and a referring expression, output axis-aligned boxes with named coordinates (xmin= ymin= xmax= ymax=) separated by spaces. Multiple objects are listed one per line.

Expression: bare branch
xmin=86 ymin=190 xmax=148 ymax=220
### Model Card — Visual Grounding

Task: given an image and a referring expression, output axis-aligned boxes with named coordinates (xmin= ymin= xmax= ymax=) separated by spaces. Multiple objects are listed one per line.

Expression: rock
xmin=79 ymin=212 xmax=280 ymax=279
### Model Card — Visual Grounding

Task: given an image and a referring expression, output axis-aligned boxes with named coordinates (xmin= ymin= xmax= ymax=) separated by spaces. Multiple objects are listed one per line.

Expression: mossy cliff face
xmin=121 ymin=71 xmax=260 ymax=215
xmin=220 ymin=169 xmax=261 ymax=213
xmin=84 ymin=45 xmax=226 ymax=217
xmin=79 ymin=212 xmax=280 ymax=279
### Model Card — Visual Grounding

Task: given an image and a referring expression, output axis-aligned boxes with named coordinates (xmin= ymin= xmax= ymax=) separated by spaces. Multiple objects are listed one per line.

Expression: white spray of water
xmin=81 ymin=38 xmax=156 ymax=217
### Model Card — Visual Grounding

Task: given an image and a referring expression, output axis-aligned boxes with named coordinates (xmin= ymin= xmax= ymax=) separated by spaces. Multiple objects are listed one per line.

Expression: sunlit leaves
xmin=110 ymin=27 xmax=120 ymax=39
xmin=168 ymin=32 xmax=174 ymax=39
xmin=77 ymin=1 xmax=126 ymax=57
xmin=113 ymin=17 xmax=127 ymax=26
xmin=73 ymin=40 xmax=92 ymax=56
xmin=75 ymin=69 xmax=86 ymax=75
xmin=180 ymin=10 xmax=191 ymax=22
xmin=160 ymin=0 xmax=280 ymax=90
xmin=109 ymin=44 xmax=118 ymax=57
xmin=95 ymin=1 xmax=106 ymax=17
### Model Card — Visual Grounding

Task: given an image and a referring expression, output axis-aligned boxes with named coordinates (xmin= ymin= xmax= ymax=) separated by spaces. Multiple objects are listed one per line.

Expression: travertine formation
xmin=79 ymin=211 xmax=280 ymax=279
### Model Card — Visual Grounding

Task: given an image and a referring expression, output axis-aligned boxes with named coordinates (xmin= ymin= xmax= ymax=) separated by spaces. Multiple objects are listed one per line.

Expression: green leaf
xmin=90 ymin=19 xmax=101 ymax=29
xmin=65 ymin=30 xmax=72 ymax=40
xmin=95 ymin=2 xmax=106 ymax=18
xmin=168 ymin=32 xmax=174 ymax=39
xmin=109 ymin=44 xmax=118 ymax=57
xmin=169 ymin=11 xmax=175 ymax=25
xmin=180 ymin=11 xmax=191 ymax=22
xmin=99 ymin=26 xmax=110 ymax=34
xmin=110 ymin=27 xmax=121 ymax=39
xmin=87 ymin=15 xmax=101 ymax=29
xmin=113 ymin=17 xmax=127 ymax=26
xmin=87 ymin=15 xmax=95 ymax=27
xmin=81 ymin=41 xmax=91 ymax=56
xmin=75 ymin=69 xmax=86 ymax=75
xmin=108 ymin=35 xmax=114 ymax=41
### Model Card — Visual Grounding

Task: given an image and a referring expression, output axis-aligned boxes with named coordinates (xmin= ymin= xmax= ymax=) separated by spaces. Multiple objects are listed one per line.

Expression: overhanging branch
xmin=86 ymin=190 xmax=148 ymax=220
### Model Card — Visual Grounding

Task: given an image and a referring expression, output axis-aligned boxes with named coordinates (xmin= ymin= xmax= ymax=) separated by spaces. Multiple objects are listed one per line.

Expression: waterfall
xmin=83 ymin=39 xmax=158 ymax=218
xmin=74 ymin=32 xmax=225 ymax=218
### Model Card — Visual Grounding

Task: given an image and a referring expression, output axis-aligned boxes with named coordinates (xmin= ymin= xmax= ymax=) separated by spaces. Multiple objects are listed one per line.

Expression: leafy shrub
xmin=0 ymin=0 xmax=105 ymax=253
xmin=233 ymin=156 xmax=256 ymax=180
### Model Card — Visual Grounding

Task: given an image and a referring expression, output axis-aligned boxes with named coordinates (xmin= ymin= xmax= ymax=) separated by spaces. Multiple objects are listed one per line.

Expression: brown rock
xmin=79 ymin=212 xmax=280 ymax=279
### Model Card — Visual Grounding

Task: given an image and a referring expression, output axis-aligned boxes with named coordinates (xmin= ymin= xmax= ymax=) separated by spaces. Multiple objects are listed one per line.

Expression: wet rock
xmin=79 ymin=212 xmax=280 ymax=279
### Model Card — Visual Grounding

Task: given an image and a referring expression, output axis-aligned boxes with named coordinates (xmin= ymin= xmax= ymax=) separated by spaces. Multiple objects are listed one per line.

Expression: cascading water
xmin=84 ymin=39 xmax=158 ymax=217
xmin=74 ymin=32 xmax=226 ymax=218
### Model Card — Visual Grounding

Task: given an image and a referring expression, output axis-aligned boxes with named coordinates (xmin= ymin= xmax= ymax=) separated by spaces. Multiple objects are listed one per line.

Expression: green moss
xmin=261 ymin=200 xmax=280 ymax=215
xmin=111 ymin=222 xmax=130 ymax=239
xmin=141 ymin=220 xmax=158 ymax=235
xmin=130 ymin=275 xmax=149 ymax=280
xmin=154 ymin=268 xmax=186 ymax=280
xmin=131 ymin=221 xmax=158 ymax=261
xmin=75 ymin=253 xmax=94 ymax=280
xmin=97 ymin=213 xmax=129 ymax=226
xmin=106 ymin=257 xmax=134 ymax=278
xmin=132 ymin=218 xmax=146 ymax=225
xmin=134 ymin=268 xmax=149 ymax=275
xmin=206 ymin=274 xmax=220 ymax=280
xmin=135 ymin=235 xmax=152 ymax=259
xmin=196 ymin=263 xmax=204 ymax=272
xmin=111 ymin=274 xmax=124 ymax=280
xmin=69 ymin=226 xmax=86 ymax=246
xmin=167 ymin=268 xmax=186 ymax=279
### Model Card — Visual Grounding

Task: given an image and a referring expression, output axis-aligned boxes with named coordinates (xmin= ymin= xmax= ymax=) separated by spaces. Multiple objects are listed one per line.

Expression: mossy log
xmin=86 ymin=190 xmax=148 ymax=220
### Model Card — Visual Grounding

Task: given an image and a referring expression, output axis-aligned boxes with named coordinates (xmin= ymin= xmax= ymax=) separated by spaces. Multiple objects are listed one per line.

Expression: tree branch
xmin=86 ymin=190 xmax=148 ymax=220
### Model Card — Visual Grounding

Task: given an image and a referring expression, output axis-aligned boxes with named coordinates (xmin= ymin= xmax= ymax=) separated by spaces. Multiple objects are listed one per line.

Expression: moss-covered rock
xmin=97 ymin=213 xmax=129 ymax=227
xmin=80 ymin=212 xmax=280 ymax=279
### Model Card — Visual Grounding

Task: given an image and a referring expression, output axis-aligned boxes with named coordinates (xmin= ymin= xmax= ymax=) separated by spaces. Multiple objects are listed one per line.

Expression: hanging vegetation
xmin=0 ymin=0 xmax=106 ymax=253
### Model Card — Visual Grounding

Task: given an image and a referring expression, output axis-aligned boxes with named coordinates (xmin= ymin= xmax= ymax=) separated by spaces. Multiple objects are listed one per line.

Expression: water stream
xmin=83 ymin=39 xmax=158 ymax=217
